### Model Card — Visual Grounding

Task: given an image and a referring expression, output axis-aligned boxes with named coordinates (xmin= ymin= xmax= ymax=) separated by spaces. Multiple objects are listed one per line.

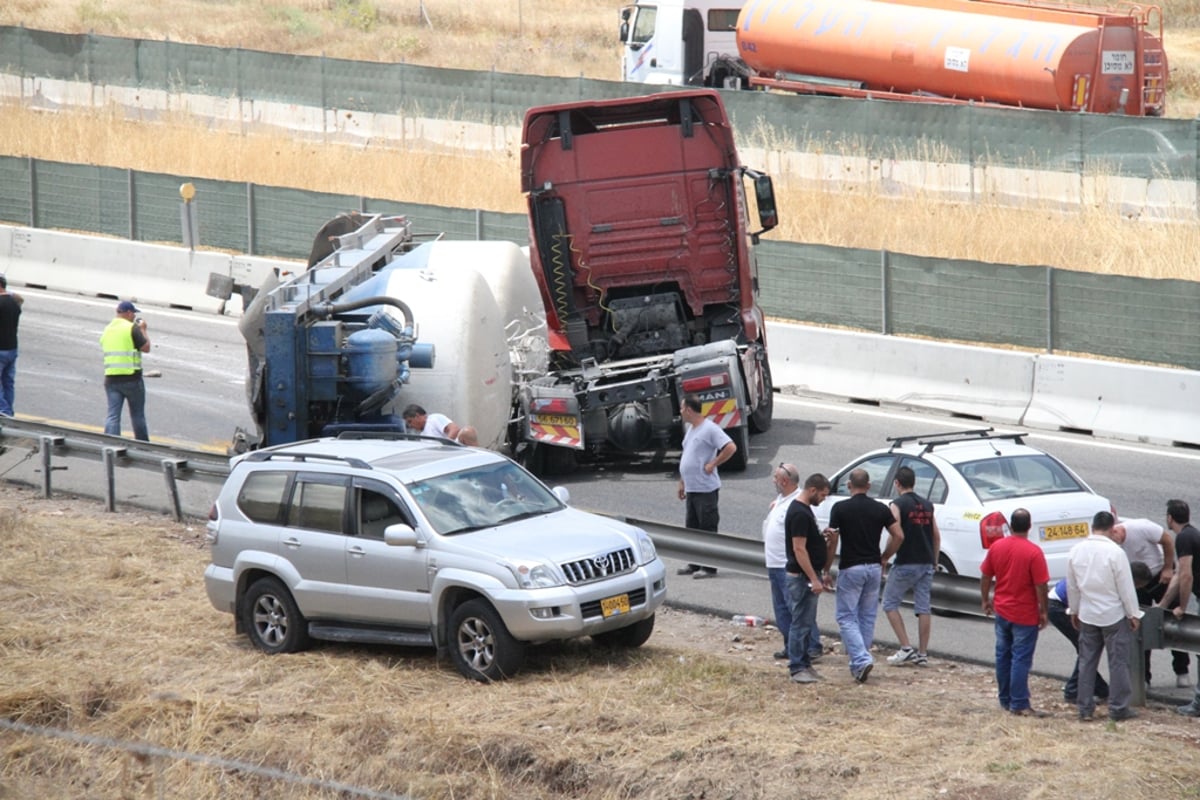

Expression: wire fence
xmin=0 ymin=717 xmax=412 ymax=800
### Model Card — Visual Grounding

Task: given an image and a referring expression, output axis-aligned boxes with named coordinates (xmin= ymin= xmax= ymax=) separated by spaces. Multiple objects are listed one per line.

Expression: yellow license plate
xmin=601 ymin=594 xmax=631 ymax=618
xmin=1041 ymin=522 xmax=1089 ymax=541
xmin=533 ymin=414 xmax=576 ymax=426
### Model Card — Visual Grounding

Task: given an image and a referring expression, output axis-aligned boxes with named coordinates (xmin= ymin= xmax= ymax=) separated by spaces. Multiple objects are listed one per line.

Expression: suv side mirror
xmin=384 ymin=523 xmax=421 ymax=547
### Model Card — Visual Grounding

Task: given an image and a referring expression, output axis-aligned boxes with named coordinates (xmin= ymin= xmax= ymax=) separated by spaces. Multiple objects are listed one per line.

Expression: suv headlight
xmin=635 ymin=529 xmax=657 ymax=564
xmin=506 ymin=561 xmax=562 ymax=589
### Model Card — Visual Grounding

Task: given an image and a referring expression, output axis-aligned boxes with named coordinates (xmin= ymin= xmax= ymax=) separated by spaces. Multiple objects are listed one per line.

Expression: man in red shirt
xmin=980 ymin=508 xmax=1050 ymax=717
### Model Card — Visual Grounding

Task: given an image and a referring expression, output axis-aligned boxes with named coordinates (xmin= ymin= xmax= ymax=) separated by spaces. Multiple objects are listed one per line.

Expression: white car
xmin=814 ymin=429 xmax=1112 ymax=580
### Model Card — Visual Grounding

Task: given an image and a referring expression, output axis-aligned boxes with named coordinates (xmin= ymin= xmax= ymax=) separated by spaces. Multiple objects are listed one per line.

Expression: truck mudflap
xmin=524 ymin=393 xmax=585 ymax=450
xmin=700 ymin=397 xmax=742 ymax=430
xmin=528 ymin=417 xmax=584 ymax=449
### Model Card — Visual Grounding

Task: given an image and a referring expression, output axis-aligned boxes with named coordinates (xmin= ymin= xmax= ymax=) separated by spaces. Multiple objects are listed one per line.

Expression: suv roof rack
xmin=886 ymin=428 xmax=1028 ymax=455
xmin=333 ymin=431 xmax=464 ymax=447
xmin=243 ymin=450 xmax=373 ymax=469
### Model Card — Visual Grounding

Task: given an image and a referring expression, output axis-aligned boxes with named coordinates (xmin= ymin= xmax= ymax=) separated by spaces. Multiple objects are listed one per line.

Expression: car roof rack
xmin=886 ymin=428 xmax=1028 ymax=455
xmin=333 ymin=431 xmax=464 ymax=447
xmin=243 ymin=450 xmax=373 ymax=469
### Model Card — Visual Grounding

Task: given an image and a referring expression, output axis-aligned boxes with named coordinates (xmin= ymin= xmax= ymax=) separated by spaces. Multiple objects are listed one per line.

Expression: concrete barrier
xmin=0 ymin=225 xmax=294 ymax=315
xmin=766 ymin=320 xmax=1035 ymax=424
xmin=1024 ymin=355 xmax=1200 ymax=447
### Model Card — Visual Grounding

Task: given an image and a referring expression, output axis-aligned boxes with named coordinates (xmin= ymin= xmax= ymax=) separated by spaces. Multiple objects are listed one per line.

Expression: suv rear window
xmin=237 ymin=471 xmax=291 ymax=523
xmin=959 ymin=455 xmax=1084 ymax=501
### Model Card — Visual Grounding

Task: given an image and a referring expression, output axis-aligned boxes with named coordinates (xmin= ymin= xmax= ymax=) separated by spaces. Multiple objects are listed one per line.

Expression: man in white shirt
xmin=762 ymin=463 xmax=811 ymax=660
xmin=1067 ymin=511 xmax=1144 ymax=723
xmin=1114 ymin=516 xmax=1187 ymax=687
xmin=401 ymin=404 xmax=478 ymax=445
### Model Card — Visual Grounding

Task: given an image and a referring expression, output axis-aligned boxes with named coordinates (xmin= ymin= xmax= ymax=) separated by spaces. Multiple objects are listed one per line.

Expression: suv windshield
xmin=959 ymin=454 xmax=1085 ymax=502
xmin=408 ymin=461 xmax=563 ymax=535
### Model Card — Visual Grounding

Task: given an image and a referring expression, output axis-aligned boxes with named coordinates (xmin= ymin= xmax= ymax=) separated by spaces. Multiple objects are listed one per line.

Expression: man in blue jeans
xmin=827 ymin=469 xmax=904 ymax=683
xmin=100 ymin=300 xmax=151 ymax=441
xmin=0 ymin=275 xmax=23 ymax=416
xmin=784 ymin=472 xmax=831 ymax=684
xmin=762 ymin=462 xmax=808 ymax=660
xmin=980 ymin=508 xmax=1050 ymax=717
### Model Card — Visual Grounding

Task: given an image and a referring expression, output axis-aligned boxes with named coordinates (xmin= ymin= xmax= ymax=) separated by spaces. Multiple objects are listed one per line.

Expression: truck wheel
xmin=242 ymin=577 xmax=310 ymax=655
xmin=749 ymin=360 xmax=774 ymax=434
xmin=448 ymin=598 xmax=526 ymax=681
xmin=725 ymin=425 xmax=750 ymax=472
xmin=592 ymin=614 xmax=655 ymax=649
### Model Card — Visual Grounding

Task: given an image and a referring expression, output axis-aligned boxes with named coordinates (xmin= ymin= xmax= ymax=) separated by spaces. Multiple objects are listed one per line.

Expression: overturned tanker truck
xmin=229 ymin=89 xmax=779 ymax=473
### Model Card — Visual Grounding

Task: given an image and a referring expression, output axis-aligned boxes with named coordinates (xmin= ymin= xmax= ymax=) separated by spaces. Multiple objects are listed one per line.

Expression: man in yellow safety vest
xmin=100 ymin=300 xmax=151 ymax=441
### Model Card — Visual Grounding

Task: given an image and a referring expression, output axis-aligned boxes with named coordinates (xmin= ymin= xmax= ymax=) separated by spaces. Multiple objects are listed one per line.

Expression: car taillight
xmin=208 ymin=503 xmax=218 ymax=521
xmin=979 ymin=511 xmax=1008 ymax=549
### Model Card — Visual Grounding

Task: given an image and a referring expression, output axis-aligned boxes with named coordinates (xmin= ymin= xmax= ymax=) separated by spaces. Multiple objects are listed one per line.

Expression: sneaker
xmin=887 ymin=646 xmax=916 ymax=665
xmin=1175 ymin=704 xmax=1200 ymax=718
xmin=853 ymin=663 xmax=874 ymax=683
xmin=1177 ymin=675 xmax=1192 ymax=689
xmin=1079 ymin=712 xmax=1095 ymax=723
xmin=692 ymin=569 xmax=717 ymax=580
xmin=806 ymin=665 xmax=825 ymax=681
xmin=791 ymin=668 xmax=819 ymax=684
xmin=774 ymin=649 xmax=788 ymax=660
xmin=807 ymin=650 xmax=824 ymax=664
xmin=676 ymin=565 xmax=699 ymax=575
xmin=1109 ymin=708 xmax=1139 ymax=722
xmin=913 ymin=652 xmax=929 ymax=667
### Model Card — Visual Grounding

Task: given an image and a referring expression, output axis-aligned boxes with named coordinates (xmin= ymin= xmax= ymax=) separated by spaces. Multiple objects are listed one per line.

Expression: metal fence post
xmin=102 ymin=446 xmax=125 ymax=512
xmin=1046 ymin=266 xmax=1054 ymax=353
xmin=39 ymin=435 xmax=62 ymax=498
xmin=881 ymin=249 xmax=891 ymax=335
xmin=161 ymin=459 xmax=185 ymax=522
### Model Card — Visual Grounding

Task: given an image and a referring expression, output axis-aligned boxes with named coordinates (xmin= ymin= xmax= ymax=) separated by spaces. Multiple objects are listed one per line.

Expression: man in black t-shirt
xmin=883 ymin=466 xmax=941 ymax=667
xmin=827 ymin=469 xmax=903 ymax=683
xmin=783 ymin=473 xmax=830 ymax=685
xmin=1167 ymin=499 xmax=1200 ymax=716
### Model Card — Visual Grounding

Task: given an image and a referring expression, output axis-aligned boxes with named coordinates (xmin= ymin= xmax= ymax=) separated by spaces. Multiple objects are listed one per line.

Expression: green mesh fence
xmin=0 ymin=154 xmax=1195 ymax=369
xmin=5 ymin=26 xmax=1197 ymax=181
xmin=887 ymin=254 xmax=1048 ymax=348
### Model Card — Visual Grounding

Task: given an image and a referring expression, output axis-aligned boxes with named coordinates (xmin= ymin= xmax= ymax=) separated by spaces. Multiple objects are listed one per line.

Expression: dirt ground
xmin=2 ymin=486 xmax=1200 ymax=799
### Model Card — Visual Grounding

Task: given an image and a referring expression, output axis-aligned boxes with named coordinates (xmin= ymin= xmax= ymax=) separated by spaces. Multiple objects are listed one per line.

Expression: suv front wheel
xmin=448 ymin=598 xmax=526 ymax=681
xmin=242 ymin=577 xmax=311 ymax=654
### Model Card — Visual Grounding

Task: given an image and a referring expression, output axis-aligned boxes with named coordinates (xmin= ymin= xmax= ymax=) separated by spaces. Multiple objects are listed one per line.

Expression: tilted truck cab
xmin=517 ymin=89 xmax=777 ymax=471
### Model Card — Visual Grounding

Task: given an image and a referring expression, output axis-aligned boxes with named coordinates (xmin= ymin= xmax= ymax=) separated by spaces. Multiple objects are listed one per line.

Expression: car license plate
xmin=533 ymin=414 xmax=576 ymax=426
xmin=601 ymin=594 xmax=631 ymax=618
xmin=1041 ymin=522 xmax=1089 ymax=541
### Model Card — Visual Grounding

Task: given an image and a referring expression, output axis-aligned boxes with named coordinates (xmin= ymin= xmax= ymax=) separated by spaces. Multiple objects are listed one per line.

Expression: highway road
xmin=7 ymin=289 xmax=1200 ymax=701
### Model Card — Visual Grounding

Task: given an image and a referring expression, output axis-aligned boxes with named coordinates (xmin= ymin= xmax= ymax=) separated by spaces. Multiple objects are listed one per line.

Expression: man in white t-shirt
xmin=675 ymin=395 xmax=736 ymax=579
xmin=401 ymin=404 xmax=478 ymax=446
xmin=762 ymin=463 xmax=806 ymax=659
xmin=1114 ymin=517 xmax=1187 ymax=687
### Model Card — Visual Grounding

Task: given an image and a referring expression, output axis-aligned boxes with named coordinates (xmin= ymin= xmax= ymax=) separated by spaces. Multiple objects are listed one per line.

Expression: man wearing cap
xmin=0 ymin=275 xmax=23 ymax=416
xmin=101 ymin=300 xmax=151 ymax=441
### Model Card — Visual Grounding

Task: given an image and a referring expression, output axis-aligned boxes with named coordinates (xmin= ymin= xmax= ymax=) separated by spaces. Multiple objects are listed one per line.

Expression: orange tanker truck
xmin=619 ymin=0 xmax=1167 ymax=115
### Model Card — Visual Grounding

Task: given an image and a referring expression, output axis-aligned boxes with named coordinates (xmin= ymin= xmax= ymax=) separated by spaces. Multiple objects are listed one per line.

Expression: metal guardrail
xmin=0 ymin=417 xmax=230 ymax=520
xmin=3 ymin=419 xmax=1197 ymax=671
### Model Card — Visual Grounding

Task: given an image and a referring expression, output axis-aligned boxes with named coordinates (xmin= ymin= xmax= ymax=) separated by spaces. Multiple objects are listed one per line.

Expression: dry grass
xmin=2 ymin=486 xmax=1200 ymax=799
xmin=0 ymin=0 xmax=621 ymax=80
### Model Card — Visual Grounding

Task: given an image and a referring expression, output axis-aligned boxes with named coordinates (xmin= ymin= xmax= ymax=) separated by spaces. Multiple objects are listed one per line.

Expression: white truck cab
xmin=619 ymin=1 xmax=741 ymax=86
